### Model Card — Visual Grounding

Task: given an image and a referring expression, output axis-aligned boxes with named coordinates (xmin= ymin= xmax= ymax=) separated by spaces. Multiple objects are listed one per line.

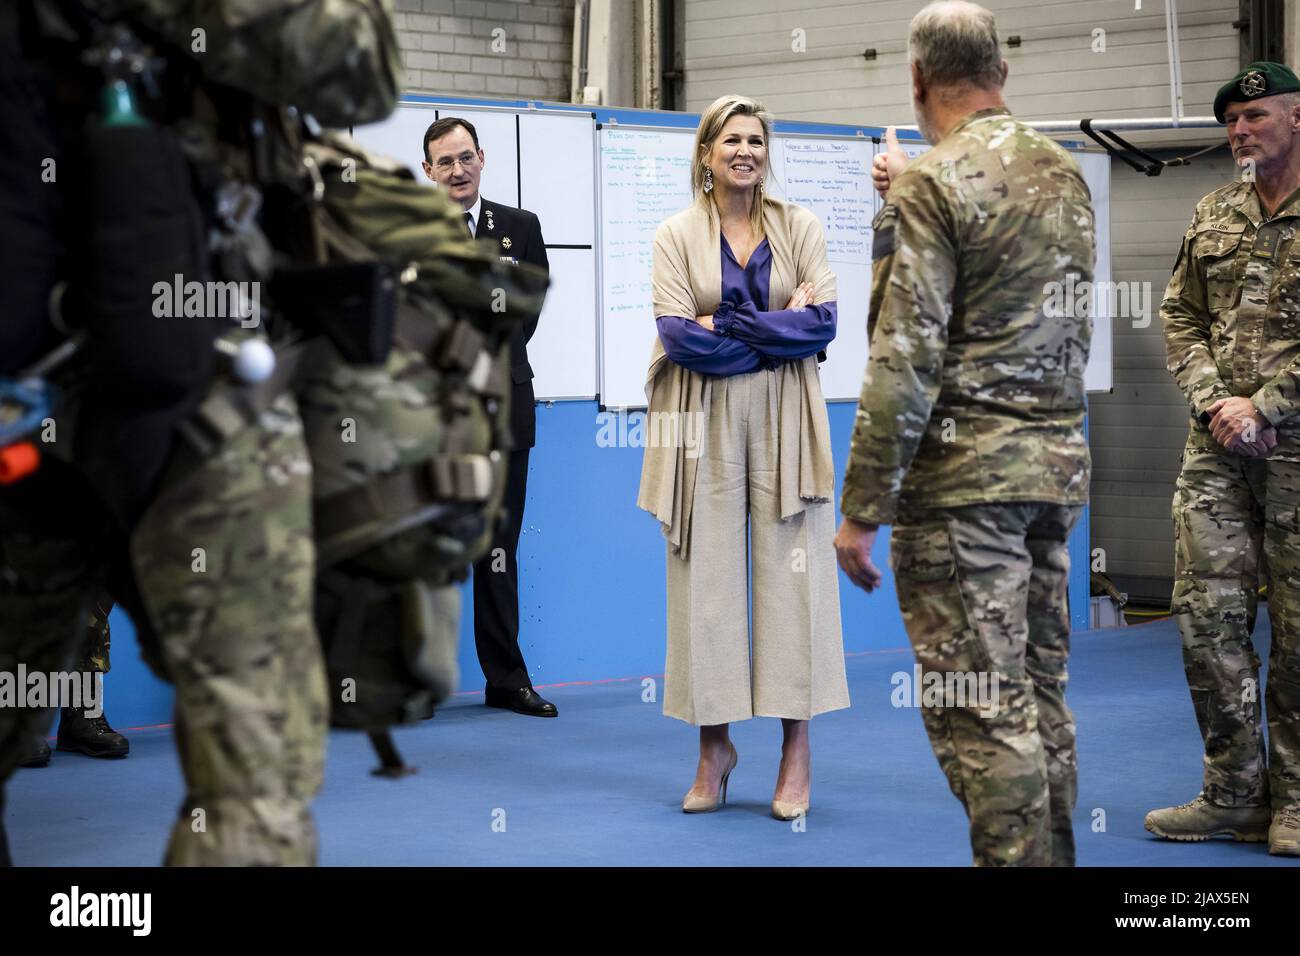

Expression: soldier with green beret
xmin=1213 ymin=61 xmax=1300 ymax=123
xmin=1146 ymin=59 xmax=1300 ymax=856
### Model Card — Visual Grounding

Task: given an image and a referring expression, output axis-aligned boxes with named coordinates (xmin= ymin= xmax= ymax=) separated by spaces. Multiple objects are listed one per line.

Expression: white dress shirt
xmin=464 ymin=195 xmax=483 ymax=236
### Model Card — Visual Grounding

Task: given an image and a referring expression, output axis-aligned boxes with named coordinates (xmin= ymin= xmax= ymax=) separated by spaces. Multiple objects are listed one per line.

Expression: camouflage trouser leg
xmin=1259 ymin=461 xmax=1300 ymax=810
xmin=74 ymin=593 xmax=113 ymax=675
xmin=892 ymin=502 xmax=1082 ymax=867
xmin=1024 ymin=512 xmax=1079 ymax=865
xmin=131 ymin=392 xmax=327 ymax=866
xmin=1170 ymin=450 xmax=1269 ymax=807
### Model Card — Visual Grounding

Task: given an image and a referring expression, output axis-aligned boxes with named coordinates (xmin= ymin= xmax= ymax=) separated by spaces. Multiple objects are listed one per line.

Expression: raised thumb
xmin=885 ymin=125 xmax=905 ymax=158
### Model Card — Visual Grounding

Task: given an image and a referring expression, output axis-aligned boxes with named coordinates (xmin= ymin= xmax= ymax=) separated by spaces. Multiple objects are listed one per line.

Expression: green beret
xmin=1213 ymin=61 xmax=1300 ymax=123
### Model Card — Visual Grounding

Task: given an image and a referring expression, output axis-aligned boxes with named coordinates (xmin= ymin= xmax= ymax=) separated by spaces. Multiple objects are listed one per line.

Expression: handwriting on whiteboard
xmin=780 ymin=141 xmax=873 ymax=265
xmin=601 ymin=131 xmax=695 ymax=316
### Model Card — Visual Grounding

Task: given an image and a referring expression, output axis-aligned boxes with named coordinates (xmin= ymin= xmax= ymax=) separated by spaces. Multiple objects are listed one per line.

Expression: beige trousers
xmin=664 ymin=368 xmax=850 ymax=725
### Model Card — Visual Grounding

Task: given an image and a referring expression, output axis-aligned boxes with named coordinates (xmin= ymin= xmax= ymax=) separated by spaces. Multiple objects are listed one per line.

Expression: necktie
xmin=463 ymin=212 xmax=473 ymax=237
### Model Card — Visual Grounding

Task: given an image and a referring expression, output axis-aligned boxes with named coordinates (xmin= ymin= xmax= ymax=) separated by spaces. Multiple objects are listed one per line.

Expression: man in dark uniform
xmin=421 ymin=116 xmax=556 ymax=717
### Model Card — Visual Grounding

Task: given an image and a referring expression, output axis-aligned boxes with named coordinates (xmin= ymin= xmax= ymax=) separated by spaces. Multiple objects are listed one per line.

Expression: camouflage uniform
xmin=0 ymin=0 xmax=399 ymax=865
xmin=0 ymin=394 xmax=324 ymax=866
xmin=1162 ymin=180 xmax=1300 ymax=813
xmin=76 ymin=594 xmax=113 ymax=676
xmin=841 ymin=108 xmax=1095 ymax=866
xmin=130 ymin=391 xmax=325 ymax=865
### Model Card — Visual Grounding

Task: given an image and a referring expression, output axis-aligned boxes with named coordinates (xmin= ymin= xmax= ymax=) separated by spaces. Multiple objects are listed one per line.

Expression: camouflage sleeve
xmin=1162 ymin=218 xmax=1231 ymax=418
xmin=101 ymin=0 xmax=401 ymax=127
xmin=840 ymin=170 xmax=957 ymax=526
xmin=1251 ymin=360 xmax=1300 ymax=426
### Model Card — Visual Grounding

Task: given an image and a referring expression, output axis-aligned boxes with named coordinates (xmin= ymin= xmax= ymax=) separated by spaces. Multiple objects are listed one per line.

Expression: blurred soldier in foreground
xmin=1146 ymin=61 xmax=1300 ymax=857
xmin=834 ymin=0 xmax=1095 ymax=866
xmin=0 ymin=0 xmax=400 ymax=865
xmin=2 ymin=0 xmax=543 ymax=867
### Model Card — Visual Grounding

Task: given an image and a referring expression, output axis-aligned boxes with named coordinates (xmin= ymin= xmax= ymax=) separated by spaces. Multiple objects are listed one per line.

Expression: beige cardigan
xmin=636 ymin=194 xmax=837 ymax=558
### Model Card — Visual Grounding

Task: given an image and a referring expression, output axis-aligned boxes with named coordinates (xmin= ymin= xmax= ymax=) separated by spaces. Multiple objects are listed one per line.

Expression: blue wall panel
xmin=102 ymin=399 xmax=1087 ymax=728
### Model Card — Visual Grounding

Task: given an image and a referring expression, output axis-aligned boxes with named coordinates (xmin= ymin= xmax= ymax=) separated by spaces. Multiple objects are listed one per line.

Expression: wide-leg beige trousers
xmin=664 ymin=368 xmax=850 ymax=726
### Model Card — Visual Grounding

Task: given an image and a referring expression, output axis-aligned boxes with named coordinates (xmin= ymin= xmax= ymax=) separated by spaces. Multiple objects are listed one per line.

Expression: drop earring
xmin=703 ymin=166 xmax=714 ymax=193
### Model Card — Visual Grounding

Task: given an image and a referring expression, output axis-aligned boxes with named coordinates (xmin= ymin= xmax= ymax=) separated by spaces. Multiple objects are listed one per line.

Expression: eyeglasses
xmin=430 ymin=152 xmax=480 ymax=171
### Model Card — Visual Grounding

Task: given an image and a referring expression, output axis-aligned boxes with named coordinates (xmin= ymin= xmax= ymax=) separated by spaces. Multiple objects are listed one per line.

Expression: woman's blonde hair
xmin=692 ymin=94 xmax=772 ymax=238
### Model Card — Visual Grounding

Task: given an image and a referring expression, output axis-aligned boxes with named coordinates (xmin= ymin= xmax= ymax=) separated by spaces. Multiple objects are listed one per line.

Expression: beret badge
xmin=1240 ymin=71 xmax=1267 ymax=96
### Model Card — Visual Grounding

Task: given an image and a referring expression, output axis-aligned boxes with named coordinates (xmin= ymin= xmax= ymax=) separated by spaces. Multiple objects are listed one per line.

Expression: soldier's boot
xmin=18 ymin=734 xmax=51 ymax=768
xmin=56 ymin=708 xmax=129 ymax=758
xmin=1269 ymin=806 xmax=1300 ymax=856
xmin=1144 ymin=793 xmax=1270 ymax=842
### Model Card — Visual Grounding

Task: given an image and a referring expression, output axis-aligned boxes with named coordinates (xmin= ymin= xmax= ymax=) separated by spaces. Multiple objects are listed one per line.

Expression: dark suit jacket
xmin=474 ymin=197 xmax=548 ymax=449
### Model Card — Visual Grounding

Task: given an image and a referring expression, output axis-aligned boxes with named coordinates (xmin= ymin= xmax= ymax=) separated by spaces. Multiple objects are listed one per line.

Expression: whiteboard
xmin=351 ymin=102 xmax=599 ymax=400
xmin=517 ymin=111 xmax=598 ymax=399
xmin=767 ymin=136 xmax=875 ymax=402
xmin=596 ymin=122 xmax=1112 ymax=408
xmin=598 ymin=126 xmax=883 ymax=408
xmin=598 ymin=127 xmax=695 ymax=409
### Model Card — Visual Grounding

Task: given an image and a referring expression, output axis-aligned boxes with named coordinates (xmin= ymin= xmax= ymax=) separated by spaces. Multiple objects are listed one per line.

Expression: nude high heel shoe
xmin=682 ymin=742 xmax=738 ymax=813
xmin=772 ymin=755 xmax=810 ymax=820
xmin=771 ymin=796 xmax=809 ymax=821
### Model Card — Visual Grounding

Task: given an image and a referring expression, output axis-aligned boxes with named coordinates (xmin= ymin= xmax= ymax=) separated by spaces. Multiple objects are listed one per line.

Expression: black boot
xmin=56 ymin=708 xmax=129 ymax=758
xmin=18 ymin=734 xmax=51 ymax=768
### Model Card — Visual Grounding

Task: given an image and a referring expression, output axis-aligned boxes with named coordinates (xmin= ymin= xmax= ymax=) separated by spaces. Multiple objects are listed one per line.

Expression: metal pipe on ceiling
xmin=570 ymin=0 xmax=591 ymax=104
xmin=1164 ymin=0 xmax=1187 ymax=125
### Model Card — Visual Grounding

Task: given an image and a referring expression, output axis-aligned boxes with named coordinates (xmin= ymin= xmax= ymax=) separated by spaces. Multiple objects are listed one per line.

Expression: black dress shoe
xmin=56 ymin=708 xmax=129 ymax=758
xmin=19 ymin=735 xmax=51 ymax=768
xmin=484 ymin=686 xmax=558 ymax=717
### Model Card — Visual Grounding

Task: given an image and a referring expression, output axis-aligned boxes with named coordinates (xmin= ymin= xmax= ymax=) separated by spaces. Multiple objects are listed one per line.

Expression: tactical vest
xmin=6 ymin=0 xmax=549 ymax=774
xmin=179 ymin=133 xmax=548 ymax=771
xmin=287 ymin=133 xmax=548 ymax=768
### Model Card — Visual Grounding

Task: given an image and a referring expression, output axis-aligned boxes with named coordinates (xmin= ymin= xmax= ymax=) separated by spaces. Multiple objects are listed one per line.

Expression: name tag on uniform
xmin=499 ymin=256 xmax=518 ymax=265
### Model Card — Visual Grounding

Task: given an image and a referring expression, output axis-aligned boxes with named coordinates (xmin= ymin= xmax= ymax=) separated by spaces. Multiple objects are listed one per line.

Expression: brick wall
xmin=393 ymin=0 xmax=575 ymax=101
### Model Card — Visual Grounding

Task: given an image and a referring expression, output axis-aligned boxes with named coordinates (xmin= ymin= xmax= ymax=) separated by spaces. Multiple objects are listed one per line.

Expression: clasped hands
xmin=1205 ymin=396 xmax=1276 ymax=458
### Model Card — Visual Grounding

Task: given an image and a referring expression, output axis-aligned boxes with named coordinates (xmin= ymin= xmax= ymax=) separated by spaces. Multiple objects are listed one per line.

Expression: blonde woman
xmin=638 ymin=95 xmax=850 ymax=820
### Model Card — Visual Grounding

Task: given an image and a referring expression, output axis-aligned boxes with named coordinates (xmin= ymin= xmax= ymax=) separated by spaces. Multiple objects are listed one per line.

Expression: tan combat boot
xmin=1269 ymin=806 xmax=1300 ymax=856
xmin=1144 ymin=794 xmax=1270 ymax=842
